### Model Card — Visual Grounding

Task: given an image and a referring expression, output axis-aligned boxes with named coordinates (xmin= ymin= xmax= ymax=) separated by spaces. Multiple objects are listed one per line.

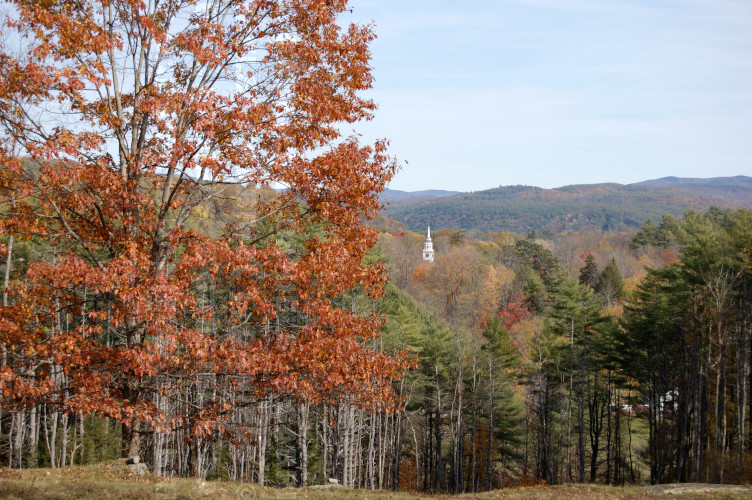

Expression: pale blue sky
xmin=346 ymin=0 xmax=752 ymax=191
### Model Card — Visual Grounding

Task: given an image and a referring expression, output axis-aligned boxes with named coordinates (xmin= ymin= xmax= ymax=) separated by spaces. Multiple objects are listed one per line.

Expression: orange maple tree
xmin=0 ymin=0 xmax=411 ymax=458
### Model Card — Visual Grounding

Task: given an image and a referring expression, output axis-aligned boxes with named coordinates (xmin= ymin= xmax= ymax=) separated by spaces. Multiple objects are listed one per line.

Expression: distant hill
xmin=631 ymin=176 xmax=752 ymax=187
xmin=380 ymin=188 xmax=459 ymax=205
xmin=627 ymin=176 xmax=752 ymax=206
xmin=383 ymin=177 xmax=752 ymax=234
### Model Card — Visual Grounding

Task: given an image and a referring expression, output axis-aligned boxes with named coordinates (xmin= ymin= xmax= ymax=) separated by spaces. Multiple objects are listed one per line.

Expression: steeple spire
xmin=422 ymin=225 xmax=434 ymax=263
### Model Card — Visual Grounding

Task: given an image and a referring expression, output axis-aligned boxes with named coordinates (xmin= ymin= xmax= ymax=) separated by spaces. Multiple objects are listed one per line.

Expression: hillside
xmin=380 ymin=188 xmax=460 ymax=205
xmin=383 ymin=177 xmax=752 ymax=233
xmin=631 ymin=176 xmax=752 ymax=187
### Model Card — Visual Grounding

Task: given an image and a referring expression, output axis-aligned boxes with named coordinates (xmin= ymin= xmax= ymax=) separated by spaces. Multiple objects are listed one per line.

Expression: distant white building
xmin=422 ymin=226 xmax=434 ymax=263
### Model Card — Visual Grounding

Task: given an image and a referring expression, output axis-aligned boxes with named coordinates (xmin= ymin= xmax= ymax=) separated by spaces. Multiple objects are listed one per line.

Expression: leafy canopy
xmin=0 ymin=0 xmax=411 ymax=448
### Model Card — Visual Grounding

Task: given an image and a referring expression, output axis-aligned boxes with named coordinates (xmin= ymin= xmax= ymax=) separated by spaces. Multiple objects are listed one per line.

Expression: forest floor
xmin=1 ymin=461 xmax=751 ymax=500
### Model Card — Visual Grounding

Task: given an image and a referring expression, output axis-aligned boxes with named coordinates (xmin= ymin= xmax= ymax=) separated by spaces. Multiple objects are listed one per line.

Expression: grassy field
xmin=1 ymin=461 xmax=751 ymax=500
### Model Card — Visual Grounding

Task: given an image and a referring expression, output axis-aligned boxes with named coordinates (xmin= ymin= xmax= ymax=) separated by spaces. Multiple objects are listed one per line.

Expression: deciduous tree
xmin=0 ymin=0 xmax=410 ymax=464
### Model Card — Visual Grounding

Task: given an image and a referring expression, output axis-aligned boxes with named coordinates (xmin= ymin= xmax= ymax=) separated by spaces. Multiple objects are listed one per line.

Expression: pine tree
xmin=655 ymin=215 xmax=679 ymax=248
xmin=579 ymin=254 xmax=599 ymax=289
xmin=631 ymin=219 xmax=657 ymax=248
xmin=596 ymin=258 xmax=625 ymax=305
xmin=481 ymin=317 xmax=524 ymax=474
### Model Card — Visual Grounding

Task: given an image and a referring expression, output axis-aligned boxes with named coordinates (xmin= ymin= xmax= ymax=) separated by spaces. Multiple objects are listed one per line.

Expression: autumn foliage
xmin=0 ymin=0 xmax=411 ymax=461
xmin=498 ymin=293 xmax=534 ymax=332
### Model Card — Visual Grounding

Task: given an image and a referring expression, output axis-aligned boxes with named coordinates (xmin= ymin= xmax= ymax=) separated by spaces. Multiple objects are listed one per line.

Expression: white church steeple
xmin=422 ymin=226 xmax=434 ymax=263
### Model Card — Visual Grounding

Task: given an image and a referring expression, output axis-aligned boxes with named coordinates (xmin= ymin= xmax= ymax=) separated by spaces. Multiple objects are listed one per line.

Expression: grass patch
xmin=1 ymin=461 xmax=750 ymax=499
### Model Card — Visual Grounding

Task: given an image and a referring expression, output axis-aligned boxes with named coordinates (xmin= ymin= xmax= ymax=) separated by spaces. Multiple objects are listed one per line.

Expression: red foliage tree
xmin=0 ymin=0 xmax=410 ymax=458
xmin=499 ymin=293 xmax=535 ymax=332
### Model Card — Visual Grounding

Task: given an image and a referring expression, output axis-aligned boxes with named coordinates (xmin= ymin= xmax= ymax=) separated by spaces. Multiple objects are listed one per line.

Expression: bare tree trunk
xmin=577 ymin=369 xmax=585 ymax=483
xmin=606 ymin=381 xmax=612 ymax=484
xmin=347 ymin=405 xmax=357 ymax=488
xmin=391 ymin=409 xmax=401 ymax=490
xmin=11 ymin=411 xmax=24 ymax=468
xmin=453 ymin=335 xmax=464 ymax=494
xmin=257 ymin=400 xmax=268 ymax=485
xmin=367 ymin=409 xmax=376 ymax=489
xmin=434 ymin=378 xmax=442 ymax=491
xmin=1 ymin=234 xmax=10 ymax=466
xmin=410 ymin=419 xmax=420 ymax=491
xmin=78 ymin=413 xmax=84 ymax=465
xmin=296 ymin=401 xmax=310 ymax=487
xmin=452 ymin=372 xmax=464 ymax=493
xmin=61 ymin=412 xmax=69 ymax=467
xmin=356 ymin=409 xmax=364 ymax=489
xmin=738 ymin=319 xmax=750 ymax=470
xmin=720 ymin=337 xmax=727 ymax=484
xmin=566 ymin=317 xmax=574 ymax=483
xmin=2 ymin=234 xmax=12 ymax=307
xmin=322 ymin=405 xmax=329 ymax=481
xmin=45 ymin=406 xmax=59 ymax=468
xmin=470 ymin=356 xmax=477 ymax=492
xmin=27 ymin=406 xmax=39 ymax=468
xmin=341 ymin=403 xmax=349 ymax=487
xmin=378 ymin=411 xmax=385 ymax=489
xmin=486 ymin=360 xmax=494 ymax=491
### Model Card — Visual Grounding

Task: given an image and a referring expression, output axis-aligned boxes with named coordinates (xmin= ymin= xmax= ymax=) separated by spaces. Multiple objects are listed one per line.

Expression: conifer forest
xmin=1 ymin=0 xmax=752 ymax=494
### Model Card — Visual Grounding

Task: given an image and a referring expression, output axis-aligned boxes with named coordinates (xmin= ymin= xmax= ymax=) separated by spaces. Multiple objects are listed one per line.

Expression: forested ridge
xmin=385 ymin=181 xmax=752 ymax=234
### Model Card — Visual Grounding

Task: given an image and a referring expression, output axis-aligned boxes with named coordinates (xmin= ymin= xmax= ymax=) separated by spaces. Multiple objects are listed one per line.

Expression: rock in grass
xmin=127 ymin=463 xmax=149 ymax=475
xmin=125 ymin=456 xmax=149 ymax=475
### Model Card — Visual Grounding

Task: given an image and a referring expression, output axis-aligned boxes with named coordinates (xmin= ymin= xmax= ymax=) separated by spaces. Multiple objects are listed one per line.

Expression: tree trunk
xmin=2 ymin=234 xmax=12 ymax=307
xmin=566 ymin=317 xmax=574 ymax=483
xmin=296 ymin=401 xmax=310 ymax=487
xmin=486 ymin=360 xmax=494 ymax=491
xmin=257 ymin=400 xmax=268 ymax=485
xmin=121 ymin=319 xmax=146 ymax=459
xmin=367 ymin=409 xmax=376 ymax=489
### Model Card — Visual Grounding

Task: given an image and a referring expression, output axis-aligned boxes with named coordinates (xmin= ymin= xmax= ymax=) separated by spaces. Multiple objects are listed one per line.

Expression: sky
xmin=344 ymin=0 xmax=752 ymax=192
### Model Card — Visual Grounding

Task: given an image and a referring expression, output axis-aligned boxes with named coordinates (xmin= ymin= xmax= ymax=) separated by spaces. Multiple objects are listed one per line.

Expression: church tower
xmin=422 ymin=226 xmax=434 ymax=263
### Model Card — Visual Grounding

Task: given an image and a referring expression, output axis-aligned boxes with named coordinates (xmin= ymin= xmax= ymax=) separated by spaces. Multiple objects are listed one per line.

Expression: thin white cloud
xmin=499 ymin=0 xmax=661 ymax=17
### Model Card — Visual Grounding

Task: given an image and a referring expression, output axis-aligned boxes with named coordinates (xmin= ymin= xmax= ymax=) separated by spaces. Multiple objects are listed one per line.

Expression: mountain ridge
xmin=382 ymin=176 xmax=752 ymax=234
xmin=380 ymin=188 xmax=460 ymax=205
xmin=630 ymin=175 xmax=752 ymax=187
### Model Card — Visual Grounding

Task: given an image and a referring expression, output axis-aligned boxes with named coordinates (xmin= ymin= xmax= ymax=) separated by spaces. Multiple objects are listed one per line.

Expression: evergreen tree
xmin=631 ymin=218 xmax=657 ymax=248
xmin=480 ymin=319 xmax=524 ymax=489
xmin=654 ymin=214 xmax=679 ymax=248
xmin=579 ymin=254 xmax=599 ymax=289
xmin=514 ymin=240 xmax=562 ymax=284
xmin=546 ymin=272 xmax=609 ymax=483
xmin=517 ymin=266 xmax=548 ymax=313
xmin=596 ymin=258 xmax=625 ymax=305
